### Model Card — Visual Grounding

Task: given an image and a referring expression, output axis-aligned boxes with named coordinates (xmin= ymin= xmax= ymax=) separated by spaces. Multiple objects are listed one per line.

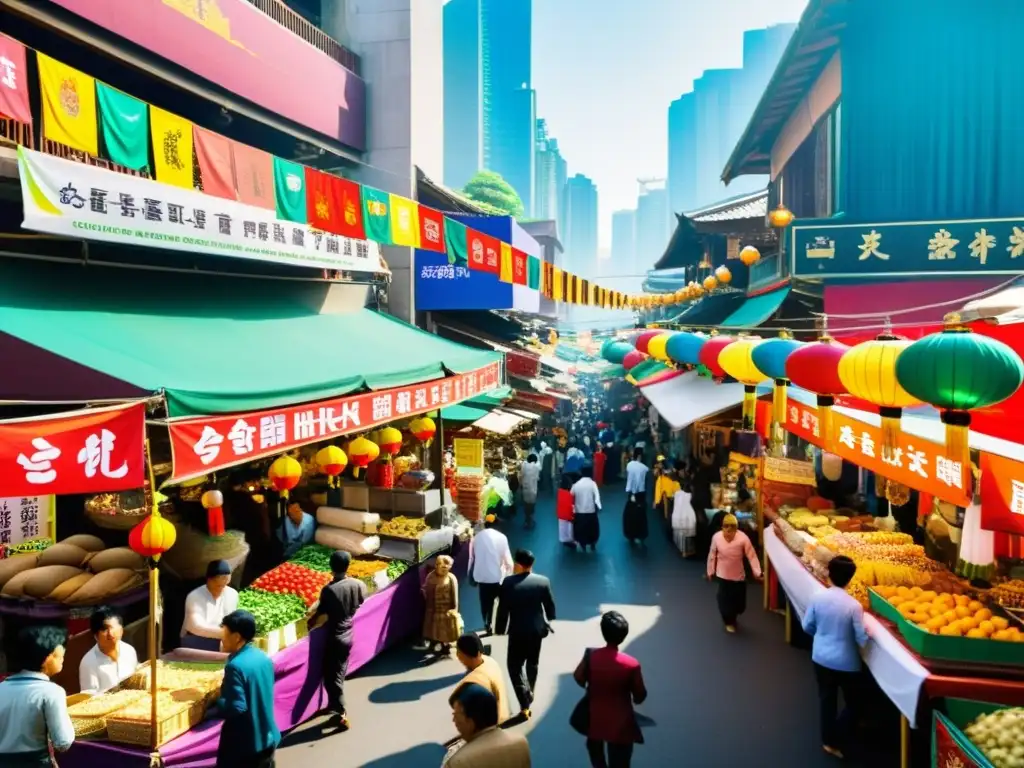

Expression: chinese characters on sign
xmin=419 ymin=265 xmax=471 ymax=280
xmin=0 ymin=496 xmax=50 ymax=548
xmin=169 ymin=362 xmax=502 ymax=481
xmin=763 ymin=457 xmax=816 ymax=486
xmin=453 ymin=438 xmax=484 ymax=474
xmin=979 ymin=452 xmax=1024 ymax=536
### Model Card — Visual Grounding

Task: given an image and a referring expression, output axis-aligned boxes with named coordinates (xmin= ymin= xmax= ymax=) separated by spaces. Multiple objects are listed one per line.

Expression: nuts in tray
xmin=68 ymin=690 xmax=147 ymax=718
xmin=121 ymin=661 xmax=223 ymax=693
xmin=108 ymin=690 xmax=206 ymax=722
xmin=379 ymin=516 xmax=428 ymax=538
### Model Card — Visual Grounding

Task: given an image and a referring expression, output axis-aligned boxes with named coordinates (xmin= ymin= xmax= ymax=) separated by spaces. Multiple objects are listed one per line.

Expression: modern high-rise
xmin=635 ymin=184 xmax=671 ymax=267
xmin=563 ymin=174 xmax=599 ymax=276
xmin=443 ymin=0 xmax=481 ymax=191
xmin=535 ymin=119 xmax=566 ymax=223
xmin=610 ymin=209 xmax=636 ymax=279
xmin=667 ymin=92 xmax=698 ymax=216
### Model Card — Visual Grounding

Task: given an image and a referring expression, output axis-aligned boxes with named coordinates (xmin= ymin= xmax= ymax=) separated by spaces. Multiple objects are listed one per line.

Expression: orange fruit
xmin=944 ymin=625 xmax=964 ymax=637
xmin=968 ymin=600 xmax=984 ymax=612
xmin=943 ymin=610 xmax=959 ymax=623
xmin=978 ymin=620 xmax=995 ymax=636
xmin=920 ymin=591 xmax=937 ymax=602
xmin=955 ymin=595 xmax=970 ymax=607
xmin=992 ymin=617 xmax=1010 ymax=631
xmin=955 ymin=605 xmax=971 ymax=618
xmin=890 ymin=596 xmax=906 ymax=607
xmin=926 ymin=617 xmax=946 ymax=631
xmin=993 ymin=630 xmax=1012 ymax=641
xmin=966 ymin=628 xmax=986 ymax=639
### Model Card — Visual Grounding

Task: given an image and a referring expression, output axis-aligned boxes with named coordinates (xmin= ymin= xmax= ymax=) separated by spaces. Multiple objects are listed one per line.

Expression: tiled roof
xmin=686 ymin=189 xmax=768 ymax=223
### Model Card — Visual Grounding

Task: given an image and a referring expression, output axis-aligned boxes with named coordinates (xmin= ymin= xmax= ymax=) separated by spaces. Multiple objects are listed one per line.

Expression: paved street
xmin=276 ymin=485 xmax=901 ymax=767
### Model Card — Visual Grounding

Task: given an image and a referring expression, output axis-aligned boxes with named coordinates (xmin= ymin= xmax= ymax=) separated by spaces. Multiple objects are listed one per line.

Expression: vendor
xmin=180 ymin=560 xmax=239 ymax=651
xmin=277 ymin=501 xmax=316 ymax=560
xmin=79 ymin=606 xmax=139 ymax=694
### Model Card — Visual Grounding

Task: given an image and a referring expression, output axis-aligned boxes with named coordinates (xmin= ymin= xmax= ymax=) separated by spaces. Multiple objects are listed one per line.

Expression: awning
xmin=0 ymin=260 xmax=500 ymax=417
xmin=471 ymin=410 xmax=527 ymax=436
xmin=441 ymin=404 xmax=490 ymax=422
xmin=671 ymin=291 xmax=746 ymax=327
xmin=960 ymin=282 xmax=1024 ymax=325
xmin=641 ymin=371 xmax=746 ymax=430
xmin=440 ymin=385 xmax=513 ymax=421
xmin=720 ymin=286 xmax=791 ymax=329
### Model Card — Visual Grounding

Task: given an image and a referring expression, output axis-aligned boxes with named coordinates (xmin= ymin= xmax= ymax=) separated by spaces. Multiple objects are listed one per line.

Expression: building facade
xmin=535 ymin=119 xmax=567 ymax=224
xmin=635 ymin=185 xmax=671 ymax=270
xmin=611 ymin=209 xmax=636 ymax=280
xmin=668 ymin=93 xmax=697 ymax=216
xmin=563 ymin=173 xmax=599 ymax=277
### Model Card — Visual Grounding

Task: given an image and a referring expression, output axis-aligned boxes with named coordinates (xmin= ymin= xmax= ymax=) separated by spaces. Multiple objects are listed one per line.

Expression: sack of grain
xmin=0 ymin=554 xmax=38 ymax=589
xmin=59 ymin=534 xmax=106 ymax=553
xmin=316 ymin=507 xmax=380 ymax=534
xmin=88 ymin=547 xmax=146 ymax=573
xmin=1 ymin=567 xmax=36 ymax=596
xmin=67 ymin=568 xmax=144 ymax=605
xmin=23 ymin=566 xmax=85 ymax=599
xmin=38 ymin=543 xmax=89 ymax=568
xmin=46 ymin=573 xmax=94 ymax=603
xmin=314 ymin=526 xmax=380 ymax=555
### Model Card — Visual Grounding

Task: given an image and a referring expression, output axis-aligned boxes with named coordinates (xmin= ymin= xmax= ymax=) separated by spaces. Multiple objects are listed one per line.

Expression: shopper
xmin=309 ymin=550 xmax=367 ymax=730
xmin=0 ymin=625 xmax=74 ymax=767
xmin=443 ymin=684 xmax=531 ymax=767
xmin=707 ymin=513 xmax=762 ymax=632
xmin=453 ymin=633 xmax=510 ymax=724
xmin=572 ymin=611 xmax=647 ymax=768
xmin=495 ymin=549 xmax=557 ymax=720
xmin=802 ymin=555 xmax=869 ymax=759
xmin=216 ymin=611 xmax=280 ymax=768
xmin=181 ymin=559 xmax=240 ymax=651
xmin=593 ymin=444 xmax=607 ymax=487
xmin=564 ymin=443 xmax=585 ymax=483
xmin=79 ymin=606 xmax=139 ymax=694
xmin=468 ymin=514 xmax=514 ymax=635
xmin=423 ymin=554 xmax=461 ymax=656
xmin=556 ymin=474 xmax=577 ymax=549
xmin=519 ymin=454 xmax=541 ymax=530
xmin=571 ymin=465 xmax=602 ymax=553
xmin=622 ymin=449 xmax=650 ymax=544
xmin=670 ymin=482 xmax=697 ymax=558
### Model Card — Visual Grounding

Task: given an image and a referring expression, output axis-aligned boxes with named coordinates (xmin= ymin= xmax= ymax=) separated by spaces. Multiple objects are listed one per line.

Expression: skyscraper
xmin=443 ymin=0 xmax=481 ymax=191
xmin=667 ymin=92 xmax=698 ymax=215
xmin=610 ymin=209 xmax=636 ymax=283
xmin=535 ymin=119 xmax=568 ymax=225
xmin=635 ymin=184 xmax=670 ymax=268
xmin=563 ymin=174 xmax=599 ymax=276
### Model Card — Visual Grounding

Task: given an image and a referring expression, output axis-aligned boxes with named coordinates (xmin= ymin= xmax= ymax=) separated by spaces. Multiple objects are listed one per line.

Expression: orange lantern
xmin=347 ymin=436 xmax=378 ymax=478
xmin=201 ymin=489 xmax=225 ymax=537
xmin=410 ymin=416 xmax=437 ymax=447
xmin=376 ymin=426 xmax=403 ymax=458
xmin=128 ymin=514 xmax=177 ymax=561
xmin=268 ymin=455 xmax=302 ymax=499
xmin=768 ymin=203 xmax=794 ymax=228
xmin=316 ymin=445 xmax=348 ymax=486
xmin=703 ymin=275 xmax=717 ymax=291
xmin=715 ymin=265 xmax=732 ymax=284
xmin=739 ymin=245 xmax=761 ymax=266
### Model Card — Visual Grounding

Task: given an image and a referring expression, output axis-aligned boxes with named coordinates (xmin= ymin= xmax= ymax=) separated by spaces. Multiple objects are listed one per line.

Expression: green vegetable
xmin=288 ymin=544 xmax=335 ymax=573
xmin=6 ymin=538 xmax=52 ymax=555
xmin=386 ymin=560 xmax=409 ymax=581
xmin=237 ymin=589 xmax=308 ymax=635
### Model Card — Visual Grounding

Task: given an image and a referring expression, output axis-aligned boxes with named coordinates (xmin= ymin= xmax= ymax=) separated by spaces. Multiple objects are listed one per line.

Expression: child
xmin=556 ymin=474 xmax=576 ymax=549
xmin=801 ymin=555 xmax=869 ymax=759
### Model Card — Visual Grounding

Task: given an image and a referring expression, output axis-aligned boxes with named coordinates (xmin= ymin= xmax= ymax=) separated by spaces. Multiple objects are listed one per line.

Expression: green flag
xmin=361 ymin=186 xmax=393 ymax=245
xmin=527 ymin=255 xmax=541 ymax=289
xmin=273 ymin=157 xmax=307 ymax=223
xmin=444 ymin=218 xmax=468 ymax=266
xmin=96 ymin=83 xmax=148 ymax=171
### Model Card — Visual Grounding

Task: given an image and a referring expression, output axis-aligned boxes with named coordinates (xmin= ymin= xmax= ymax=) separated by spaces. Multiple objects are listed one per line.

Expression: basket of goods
xmin=378 ymin=516 xmax=429 ymax=540
xmin=455 ymin=475 xmax=485 ymax=521
xmin=395 ymin=469 xmax=434 ymax=491
xmin=120 ymin=660 xmax=224 ymax=695
xmin=962 ymin=707 xmax=1024 ymax=768
xmin=105 ymin=689 xmax=209 ymax=747
xmin=160 ymin=527 xmax=249 ymax=582
xmin=86 ymin=488 xmax=174 ymax=530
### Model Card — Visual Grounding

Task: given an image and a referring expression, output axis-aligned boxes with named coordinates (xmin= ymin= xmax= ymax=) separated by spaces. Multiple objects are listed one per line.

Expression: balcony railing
xmin=0 ymin=117 xmax=34 ymax=150
xmin=244 ymin=0 xmax=361 ymax=75
xmin=748 ymin=250 xmax=786 ymax=290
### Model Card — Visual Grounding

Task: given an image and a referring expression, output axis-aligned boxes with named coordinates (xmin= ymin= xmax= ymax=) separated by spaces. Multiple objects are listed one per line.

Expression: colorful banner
xmin=272 ymin=157 xmax=306 ymax=224
xmin=37 ymin=53 xmax=98 ymax=155
xmin=0 ymin=495 xmax=52 ymax=547
xmin=389 ymin=195 xmax=420 ymax=247
xmin=783 ymin=398 xmax=971 ymax=507
xmin=18 ymin=147 xmax=388 ymax=275
xmin=304 ymin=168 xmax=364 ymax=240
xmin=149 ymin=105 xmax=194 ymax=189
xmin=418 ymin=206 xmax=445 ymax=253
xmin=0 ymin=34 xmax=31 ymax=125
xmin=511 ymin=249 xmax=527 ymax=285
xmin=193 ymin=126 xmax=236 ymax=200
xmin=499 ymin=242 xmax=514 ymax=283
xmin=361 ymin=186 xmax=392 ymax=244
xmin=231 ymin=141 xmax=275 ymax=210
xmin=0 ymin=403 xmax=146 ymax=497
xmin=96 ymin=83 xmax=149 ymax=171
xmin=980 ymin=452 xmax=1024 ymax=535
xmin=168 ymin=362 xmax=502 ymax=482
xmin=444 ymin=218 xmax=468 ymax=266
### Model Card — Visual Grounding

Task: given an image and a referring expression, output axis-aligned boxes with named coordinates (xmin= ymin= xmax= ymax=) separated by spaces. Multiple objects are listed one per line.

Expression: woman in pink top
xmin=706 ymin=513 xmax=762 ymax=633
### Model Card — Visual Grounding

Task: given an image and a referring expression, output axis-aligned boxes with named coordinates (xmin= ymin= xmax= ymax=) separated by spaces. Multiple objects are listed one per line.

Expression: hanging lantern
xmin=666 ymin=331 xmax=707 ymax=367
xmin=316 ymin=445 xmax=348 ymax=487
xmin=648 ymin=332 xmax=674 ymax=362
xmin=895 ymin=313 xmax=1024 ymax=469
xmin=715 ymin=266 xmax=732 ymax=285
xmin=786 ymin=336 xmax=849 ymax=442
xmin=376 ymin=426 xmax=404 ymax=459
xmin=751 ymin=332 xmax=804 ymax=429
xmin=603 ymin=341 xmax=634 ymax=364
xmin=698 ymin=333 xmax=735 ymax=380
xmin=200 ymin=489 xmax=225 ymax=537
xmin=768 ymin=203 xmax=794 ymax=228
xmin=410 ymin=416 xmax=437 ymax=447
xmin=128 ymin=514 xmax=177 ymax=561
xmin=703 ymin=275 xmax=718 ymax=292
xmin=622 ymin=349 xmax=646 ymax=371
xmin=739 ymin=245 xmax=761 ymax=266
xmin=718 ymin=336 xmax=767 ymax=428
xmin=838 ymin=333 xmax=921 ymax=455
xmin=347 ymin=436 xmax=378 ymax=478
xmin=268 ymin=455 xmax=302 ymax=499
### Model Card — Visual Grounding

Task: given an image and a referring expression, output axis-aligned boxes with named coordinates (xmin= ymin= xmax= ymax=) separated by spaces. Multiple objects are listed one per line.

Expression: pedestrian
xmin=571 ymin=465 xmax=602 ymax=553
xmin=670 ymin=482 xmax=697 ymax=558
xmin=706 ymin=513 xmax=762 ymax=632
xmin=495 ymin=549 xmax=557 ymax=720
xmin=802 ymin=555 xmax=869 ymax=759
xmin=623 ymin=449 xmax=650 ymax=545
xmin=468 ymin=514 xmax=514 ymax=635
xmin=0 ymin=625 xmax=74 ymax=767
xmin=653 ymin=460 xmax=680 ymax=522
xmin=453 ymin=633 xmax=510 ymax=724
xmin=572 ymin=611 xmax=647 ymax=768
xmin=443 ymin=683 xmax=531 ymax=767
xmin=309 ymin=550 xmax=367 ymax=730
xmin=519 ymin=454 xmax=541 ymax=530
xmin=216 ymin=610 xmax=280 ymax=768
xmin=423 ymin=554 xmax=462 ymax=656
xmin=593 ymin=444 xmax=606 ymax=487
xmin=556 ymin=474 xmax=576 ymax=549
xmin=564 ymin=442 xmax=585 ymax=483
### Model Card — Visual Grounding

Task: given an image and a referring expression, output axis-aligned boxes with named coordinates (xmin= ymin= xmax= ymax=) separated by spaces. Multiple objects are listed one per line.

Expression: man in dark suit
xmin=495 ymin=549 xmax=556 ymax=720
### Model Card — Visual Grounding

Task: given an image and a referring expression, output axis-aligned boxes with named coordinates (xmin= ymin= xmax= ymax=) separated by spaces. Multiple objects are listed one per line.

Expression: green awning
xmin=0 ymin=260 xmax=500 ymax=417
xmin=599 ymin=365 xmax=625 ymax=380
xmin=720 ymin=286 xmax=791 ymax=329
xmin=440 ymin=404 xmax=490 ymax=422
xmin=440 ymin=385 xmax=512 ymax=421
xmin=627 ymin=360 xmax=671 ymax=383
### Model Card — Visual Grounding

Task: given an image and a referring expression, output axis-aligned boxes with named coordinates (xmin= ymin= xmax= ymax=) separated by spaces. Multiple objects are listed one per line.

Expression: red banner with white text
xmin=0 ymin=403 xmax=146 ymax=496
xmin=168 ymin=363 xmax=501 ymax=482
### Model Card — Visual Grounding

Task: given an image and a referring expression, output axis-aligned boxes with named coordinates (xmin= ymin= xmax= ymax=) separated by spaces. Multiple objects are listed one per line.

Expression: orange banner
xmin=980 ymin=452 xmax=1024 ymax=536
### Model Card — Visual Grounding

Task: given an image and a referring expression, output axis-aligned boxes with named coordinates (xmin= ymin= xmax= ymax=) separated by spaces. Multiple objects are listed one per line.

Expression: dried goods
xmin=72 ymin=717 xmax=106 ymax=738
xmin=121 ymin=661 xmax=223 ymax=693
xmin=0 ymin=554 xmax=38 ymax=589
xmin=1 ymin=568 xmax=34 ymax=597
xmin=60 ymin=534 xmax=106 ymax=552
xmin=964 ymin=708 xmax=1024 ymax=767
xmin=38 ymin=543 xmax=89 ymax=568
xmin=88 ymin=548 xmax=146 ymax=573
xmin=22 ymin=566 xmax=85 ymax=599
xmin=313 ymin=526 xmax=380 ymax=555
xmin=110 ymin=690 xmax=206 ymax=722
xmin=68 ymin=690 xmax=147 ymax=718
xmin=993 ymin=580 xmax=1024 ymax=610
xmin=46 ymin=573 xmax=94 ymax=602
xmin=315 ymin=507 xmax=379 ymax=534
xmin=67 ymin=568 xmax=145 ymax=605
xmin=378 ymin=516 xmax=428 ymax=538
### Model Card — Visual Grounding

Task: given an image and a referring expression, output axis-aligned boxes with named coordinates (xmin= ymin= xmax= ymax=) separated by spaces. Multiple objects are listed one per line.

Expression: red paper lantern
xmin=316 ymin=445 xmax=347 ymax=487
xmin=128 ymin=514 xmax=177 ymax=561
xmin=785 ymin=337 xmax=850 ymax=441
xmin=634 ymin=330 xmax=661 ymax=354
xmin=410 ymin=417 xmax=437 ymax=447
xmin=201 ymin=489 xmax=225 ymax=537
xmin=375 ymin=426 xmax=403 ymax=458
xmin=268 ymin=455 xmax=302 ymax=499
xmin=698 ymin=334 xmax=735 ymax=380
xmin=347 ymin=436 xmax=378 ymax=478
xmin=622 ymin=350 xmax=646 ymax=371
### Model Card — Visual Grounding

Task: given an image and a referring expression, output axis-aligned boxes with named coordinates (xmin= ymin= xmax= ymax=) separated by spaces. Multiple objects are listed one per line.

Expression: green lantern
xmin=895 ymin=313 xmax=1024 ymax=470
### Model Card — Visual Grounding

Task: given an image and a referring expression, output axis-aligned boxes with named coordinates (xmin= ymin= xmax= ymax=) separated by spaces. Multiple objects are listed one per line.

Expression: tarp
xmin=641 ymin=371 xmax=746 ymax=430
xmin=441 ymin=404 xmax=490 ymax=422
xmin=472 ymin=409 xmax=526 ymax=435
xmin=720 ymin=286 xmax=791 ymax=328
xmin=440 ymin=386 xmax=512 ymax=421
xmin=0 ymin=260 xmax=499 ymax=417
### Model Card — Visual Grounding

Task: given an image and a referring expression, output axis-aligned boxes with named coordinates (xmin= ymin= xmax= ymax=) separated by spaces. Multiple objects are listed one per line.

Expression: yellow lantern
xmin=739 ymin=245 xmax=761 ymax=266
xmin=128 ymin=514 xmax=177 ymax=561
xmin=268 ymin=455 xmax=302 ymax=499
xmin=347 ymin=436 xmax=378 ymax=478
xmin=718 ymin=336 xmax=767 ymax=428
xmin=768 ymin=203 xmax=795 ymax=228
xmin=837 ymin=335 xmax=921 ymax=453
xmin=376 ymin=426 xmax=403 ymax=458
xmin=715 ymin=265 xmax=732 ymax=284
xmin=316 ymin=445 xmax=348 ymax=486
xmin=703 ymin=275 xmax=717 ymax=292
xmin=648 ymin=332 xmax=673 ymax=362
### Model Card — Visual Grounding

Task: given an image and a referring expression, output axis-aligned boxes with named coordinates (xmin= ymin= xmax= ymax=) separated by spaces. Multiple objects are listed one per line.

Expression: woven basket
xmin=86 ymin=500 xmax=174 ymax=531
xmin=106 ymin=701 xmax=202 ymax=747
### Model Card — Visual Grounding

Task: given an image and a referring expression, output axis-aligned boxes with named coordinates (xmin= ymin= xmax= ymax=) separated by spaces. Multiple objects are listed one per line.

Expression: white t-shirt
xmin=570 ymin=477 xmax=602 ymax=514
xmin=625 ymin=460 xmax=649 ymax=493
xmin=79 ymin=641 xmax=139 ymax=694
xmin=469 ymin=528 xmax=513 ymax=585
xmin=180 ymin=584 xmax=239 ymax=639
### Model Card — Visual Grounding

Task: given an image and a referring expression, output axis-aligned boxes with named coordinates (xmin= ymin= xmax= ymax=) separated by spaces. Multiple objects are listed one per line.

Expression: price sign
xmin=0 ymin=495 xmax=53 ymax=548
xmin=763 ymin=457 xmax=816 ymax=487
xmin=453 ymin=439 xmax=484 ymax=475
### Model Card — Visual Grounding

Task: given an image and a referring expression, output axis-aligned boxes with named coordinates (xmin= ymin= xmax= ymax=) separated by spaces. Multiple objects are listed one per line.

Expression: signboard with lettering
xmin=453 ymin=439 xmax=484 ymax=474
xmin=0 ymin=496 xmax=52 ymax=548
xmin=763 ymin=457 xmax=816 ymax=486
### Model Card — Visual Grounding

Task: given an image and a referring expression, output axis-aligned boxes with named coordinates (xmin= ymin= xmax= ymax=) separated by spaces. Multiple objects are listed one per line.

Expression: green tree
xmin=462 ymin=170 xmax=525 ymax=218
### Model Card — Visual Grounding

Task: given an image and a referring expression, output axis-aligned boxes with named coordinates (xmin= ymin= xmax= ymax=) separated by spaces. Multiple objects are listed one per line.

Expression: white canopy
xmin=641 ymin=371 xmax=746 ymax=430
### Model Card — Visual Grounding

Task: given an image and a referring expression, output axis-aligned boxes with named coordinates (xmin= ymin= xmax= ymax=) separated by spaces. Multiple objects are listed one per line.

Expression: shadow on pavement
xmin=369 ymin=673 xmax=465 ymax=704
xmin=359 ymin=742 xmax=447 ymax=767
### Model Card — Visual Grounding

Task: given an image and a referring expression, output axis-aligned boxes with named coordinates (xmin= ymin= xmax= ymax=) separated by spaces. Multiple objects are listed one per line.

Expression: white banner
xmin=17 ymin=147 xmax=388 ymax=276
xmin=0 ymin=495 xmax=50 ymax=547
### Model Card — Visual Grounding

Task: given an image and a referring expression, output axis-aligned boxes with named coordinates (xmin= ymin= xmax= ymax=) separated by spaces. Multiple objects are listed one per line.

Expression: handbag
xmin=569 ymin=648 xmax=592 ymax=735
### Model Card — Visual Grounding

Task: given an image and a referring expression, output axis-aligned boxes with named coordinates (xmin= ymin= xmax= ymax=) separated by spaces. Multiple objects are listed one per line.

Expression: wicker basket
xmin=105 ymin=700 xmax=204 ymax=747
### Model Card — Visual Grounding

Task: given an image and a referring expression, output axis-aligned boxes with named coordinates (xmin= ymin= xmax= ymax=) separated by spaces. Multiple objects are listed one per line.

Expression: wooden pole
xmin=900 ymin=715 xmax=911 ymax=768
xmin=784 ymin=599 xmax=792 ymax=645
xmin=148 ymin=565 xmax=159 ymax=750
xmin=762 ymin=550 xmax=770 ymax=611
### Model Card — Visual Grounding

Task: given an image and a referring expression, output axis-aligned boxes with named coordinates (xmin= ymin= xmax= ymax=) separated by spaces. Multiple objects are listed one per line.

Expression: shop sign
xmin=415 ymin=249 xmax=515 ymax=312
xmin=0 ymin=403 xmax=146 ymax=497
xmin=168 ymin=362 xmax=502 ymax=482
xmin=19 ymin=148 xmax=386 ymax=276
xmin=979 ymin=452 xmax=1024 ymax=536
xmin=792 ymin=216 xmax=1024 ymax=278
xmin=783 ymin=399 xmax=971 ymax=507
xmin=506 ymin=350 xmax=540 ymax=379
xmin=763 ymin=456 xmax=816 ymax=486
xmin=453 ymin=439 xmax=484 ymax=474
xmin=0 ymin=496 xmax=51 ymax=548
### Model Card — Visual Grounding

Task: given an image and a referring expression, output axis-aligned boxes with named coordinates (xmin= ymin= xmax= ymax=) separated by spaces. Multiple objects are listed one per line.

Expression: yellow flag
xmin=499 ymin=242 xmax=513 ymax=283
xmin=37 ymin=54 xmax=98 ymax=156
xmin=389 ymin=195 xmax=420 ymax=247
xmin=553 ymin=267 xmax=563 ymax=299
xmin=150 ymin=106 xmax=194 ymax=189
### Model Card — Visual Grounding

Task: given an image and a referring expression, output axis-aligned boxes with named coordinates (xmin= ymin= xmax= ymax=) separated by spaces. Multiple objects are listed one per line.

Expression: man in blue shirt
xmin=0 ymin=625 xmax=75 ymax=766
xmin=801 ymin=555 xmax=869 ymax=759
xmin=216 ymin=610 xmax=280 ymax=768
xmin=276 ymin=501 xmax=316 ymax=560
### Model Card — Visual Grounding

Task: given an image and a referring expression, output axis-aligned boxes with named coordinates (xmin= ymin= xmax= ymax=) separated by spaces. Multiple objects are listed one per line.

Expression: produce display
xmin=288 ymin=544 xmax=335 ymax=572
xmin=378 ymin=516 xmax=429 ymax=538
xmin=964 ymin=708 xmax=1024 ymax=768
xmin=993 ymin=580 xmax=1024 ymax=610
xmin=251 ymin=563 xmax=332 ymax=607
xmin=121 ymin=661 xmax=224 ymax=693
xmin=68 ymin=690 xmax=147 ymax=718
xmin=874 ymin=586 xmax=1024 ymax=641
xmin=237 ymin=589 xmax=308 ymax=635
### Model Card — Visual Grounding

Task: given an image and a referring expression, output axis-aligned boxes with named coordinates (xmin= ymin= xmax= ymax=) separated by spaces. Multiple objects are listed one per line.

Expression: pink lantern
xmin=622 ymin=350 xmax=646 ymax=370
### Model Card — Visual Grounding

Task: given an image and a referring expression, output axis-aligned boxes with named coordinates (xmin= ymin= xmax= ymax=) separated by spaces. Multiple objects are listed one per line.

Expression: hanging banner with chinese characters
xmin=0 ymin=402 xmax=146 ymax=497
xmin=168 ymin=362 xmax=502 ymax=483
xmin=792 ymin=216 xmax=1024 ymax=278
xmin=979 ymin=452 xmax=1024 ymax=536
xmin=17 ymin=147 xmax=388 ymax=276
xmin=783 ymin=399 xmax=971 ymax=507
xmin=0 ymin=496 xmax=52 ymax=548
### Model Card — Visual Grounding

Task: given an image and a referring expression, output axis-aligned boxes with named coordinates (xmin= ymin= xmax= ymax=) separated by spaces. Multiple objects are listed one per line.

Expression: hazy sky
xmin=532 ymin=0 xmax=808 ymax=247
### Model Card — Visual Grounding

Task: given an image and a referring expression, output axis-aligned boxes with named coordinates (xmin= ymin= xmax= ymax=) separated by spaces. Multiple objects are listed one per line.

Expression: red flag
xmin=304 ymin=167 xmax=366 ymax=239
xmin=193 ymin=126 xmax=236 ymax=200
xmin=0 ymin=35 xmax=31 ymax=124
xmin=478 ymin=233 xmax=501 ymax=275
xmin=418 ymin=206 xmax=445 ymax=252
xmin=981 ymin=452 xmax=1024 ymax=536
xmin=467 ymin=229 xmax=486 ymax=271
xmin=231 ymin=141 xmax=275 ymax=210
xmin=511 ymin=249 xmax=528 ymax=285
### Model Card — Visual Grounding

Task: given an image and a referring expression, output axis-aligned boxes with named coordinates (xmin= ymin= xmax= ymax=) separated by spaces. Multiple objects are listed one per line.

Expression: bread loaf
xmin=45 ymin=573 xmax=94 ymax=602
xmin=67 ymin=568 xmax=144 ymax=605
xmin=59 ymin=534 xmax=106 ymax=552
xmin=1 ymin=568 xmax=35 ymax=597
xmin=316 ymin=507 xmax=380 ymax=534
xmin=0 ymin=554 xmax=38 ymax=589
xmin=38 ymin=543 xmax=89 ymax=568
xmin=23 ymin=566 xmax=85 ymax=599
xmin=88 ymin=547 xmax=146 ymax=573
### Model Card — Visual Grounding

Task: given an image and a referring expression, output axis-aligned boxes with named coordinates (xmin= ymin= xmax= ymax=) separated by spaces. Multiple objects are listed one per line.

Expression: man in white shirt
xmin=79 ymin=606 xmax=139 ymax=694
xmin=468 ymin=515 xmax=513 ymax=635
xmin=625 ymin=448 xmax=650 ymax=496
xmin=570 ymin=466 xmax=602 ymax=552
xmin=519 ymin=454 xmax=541 ymax=530
xmin=180 ymin=559 xmax=239 ymax=651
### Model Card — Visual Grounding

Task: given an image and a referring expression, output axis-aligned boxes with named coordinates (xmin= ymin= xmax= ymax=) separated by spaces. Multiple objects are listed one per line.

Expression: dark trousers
xmin=506 ymin=633 xmax=543 ymax=710
xmin=0 ymin=750 xmax=51 ymax=768
xmin=523 ymin=501 xmax=536 ymax=523
xmin=716 ymin=577 xmax=748 ymax=626
xmin=478 ymin=582 xmax=501 ymax=630
xmin=814 ymin=663 xmax=862 ymax=749
xmin=323 ymin=636 xmax=353 ymax=714
xmin=586 ymin=740 xmax=633 ymax=768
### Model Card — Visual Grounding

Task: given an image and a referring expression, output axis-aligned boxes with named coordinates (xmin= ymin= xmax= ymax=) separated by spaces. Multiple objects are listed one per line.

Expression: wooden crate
xmin=106 ymin=699 xmax=204 ymax=748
